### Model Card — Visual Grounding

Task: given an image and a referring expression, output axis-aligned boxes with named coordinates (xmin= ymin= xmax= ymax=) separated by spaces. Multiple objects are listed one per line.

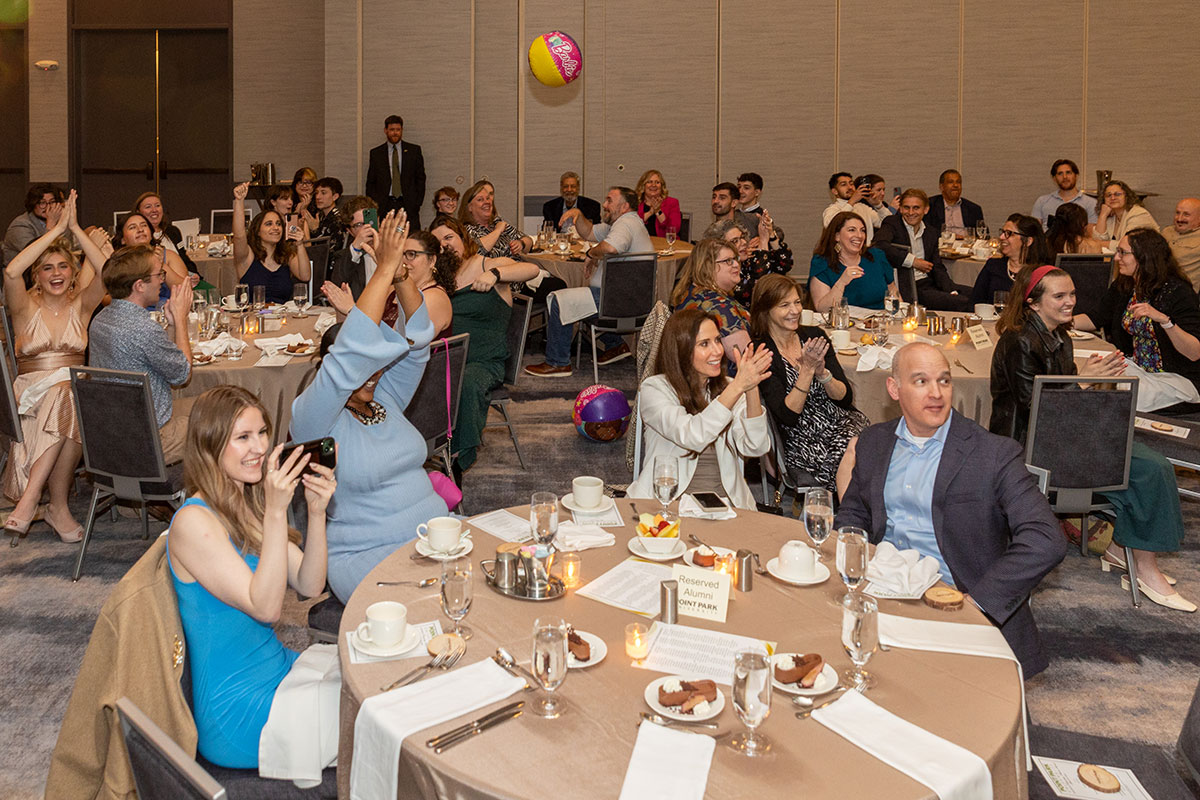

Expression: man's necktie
xmin=391 ymin=144 xmax=402 ymax=198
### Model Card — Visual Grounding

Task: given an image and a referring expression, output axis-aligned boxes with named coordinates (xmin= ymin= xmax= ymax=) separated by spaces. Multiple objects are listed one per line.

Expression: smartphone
xmin=691 ymin=491 xmax=728 ymax=511
xmin=855 ymin=176 xmax=871 ymax=190
xmin=281 ymin=436 xmax=336 ymax=473
xmin=893 ymin=187 xmax=902 ymax=198
xmin=286 ymin=214 xmax=300 ymax=237
xmin=362 ymin=207 xmax=379 ymax=230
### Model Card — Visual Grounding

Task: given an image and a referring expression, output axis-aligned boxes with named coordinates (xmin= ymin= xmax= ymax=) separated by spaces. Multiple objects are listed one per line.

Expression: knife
xmin=425 ymin=701 xmax=524 ymax=749
xmin=795 ymin=691 xmax=851 ymax=719
xmin=431 ymin=706 xmax=524 ymax=753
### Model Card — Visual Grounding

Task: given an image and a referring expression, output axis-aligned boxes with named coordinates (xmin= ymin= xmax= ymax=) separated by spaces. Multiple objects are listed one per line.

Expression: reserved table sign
xmin=967 ymin=325 xmax=992 ymax=349
xmin=670 ymin=565 xmax=730 ymax=623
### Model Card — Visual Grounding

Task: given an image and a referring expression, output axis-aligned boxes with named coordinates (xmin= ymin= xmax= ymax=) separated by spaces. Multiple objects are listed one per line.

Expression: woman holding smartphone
xmin=232 ymin=182 xmax=311 ymax=304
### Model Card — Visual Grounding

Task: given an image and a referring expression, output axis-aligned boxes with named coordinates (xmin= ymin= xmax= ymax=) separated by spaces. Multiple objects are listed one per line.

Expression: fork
xmin=381 ymin=647 xmax=459 ymax=692
xmin=954 ymin=358 xmax=973 ymax=374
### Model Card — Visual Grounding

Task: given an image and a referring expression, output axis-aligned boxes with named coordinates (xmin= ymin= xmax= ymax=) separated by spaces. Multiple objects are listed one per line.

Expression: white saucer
xmin=1067 ymin=329 xmax=1095 ymax=340
xmin=415 ymin=537 xmax=474 ymax=561
xmin=351 ymin=626 xmax=421 ymax=658
xmin=567 ymin=629 xmax=607 ymax=669
xmin=770 ymin=655 xmax=839 ymax=696
xmin=976 ymin=313 xmax=998 ymax=322
xmin=683 ymin=545 xmax=736 ymax=569
xmin=627 ymin=537 xmax=686 ymax=562
xmin=560 ymin=493 xmax=616 ymax=514
xmin=644 ymin=676 xmax=725 ymax=722
xmin=766 ymin=558 xmax=830 ymax=586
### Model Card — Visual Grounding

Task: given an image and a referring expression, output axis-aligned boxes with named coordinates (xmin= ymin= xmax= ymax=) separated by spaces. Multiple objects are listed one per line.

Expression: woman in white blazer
xmin=630 ymin=307 xmax=773 ymax=509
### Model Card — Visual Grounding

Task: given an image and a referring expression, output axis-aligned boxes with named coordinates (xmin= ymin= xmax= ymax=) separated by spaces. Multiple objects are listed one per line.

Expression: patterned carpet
xmin=3 ymin=347 xmax=1198 ymax=798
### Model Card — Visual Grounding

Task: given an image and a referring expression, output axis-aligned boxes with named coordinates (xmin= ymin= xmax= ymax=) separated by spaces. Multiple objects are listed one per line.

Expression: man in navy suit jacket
xmin=873 ymin=189 xmax=972 ymax=311
xmin=836 ymin=343 xmax=1066 ymax=677
xmin=542 ymin=171 xmax=601 ymax=232
xmin=365 ymin=114 xmax=426 ymax=229
xmin=925 ymin=169 xmax=985 ymax=234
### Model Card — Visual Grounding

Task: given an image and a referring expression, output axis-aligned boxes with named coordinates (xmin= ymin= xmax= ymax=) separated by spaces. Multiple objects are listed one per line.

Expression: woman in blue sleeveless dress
xmin=167 ymin=385 xmax=336 ymax=768
xmin=232 ymin=181 xmax=312 ymax=304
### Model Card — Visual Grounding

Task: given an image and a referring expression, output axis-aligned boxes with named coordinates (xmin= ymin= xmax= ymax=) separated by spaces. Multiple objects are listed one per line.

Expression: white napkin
xmin=258 ymin=644 xmax=340 ymax=787
xmin=351 ymin=659 xmax=525 ymax=800
xmin=847 ymin=305 xmax=878 ymax=321
xmin=813 ymin=690 xmax=993 ymax=800
xmin=618 ymin=721 xmax=715 ymax=800
xmin=206 ymin=239 xmax=231 ymax=257
xmin=677 ymin=493 xmax=737 ymax=520
xmin=855 ymin=344 xmax=899 ymax=372
xmin=554 ymin=522 xmax=615 ymax=551
xmin=252 ymin=333 xmax=311 ymax=353
xmin=17 ymin=367 xmax=71 ymax=415
xmin=865 ymin=542 xmax=941 ymax=595
xmin=314 ymin=312 xmax=338 ymax=336
xmin=194 ymin=332 xmax=246 ymax=358
xmin=548 ymin=286 xmax=598 ymax=325
xmin=278 ymin=300 xmax=314 ymax=314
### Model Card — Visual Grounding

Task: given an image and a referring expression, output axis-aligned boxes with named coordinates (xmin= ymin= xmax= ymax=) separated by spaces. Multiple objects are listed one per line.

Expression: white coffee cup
xmin=571 ymin=476 xmax=604 ymax=509
xmin=800 ymin=309 xmax=816 ymax=326
xmin=356 ymin=601 xmax=408 ymax=648
xmin=778 ymin=540 xmax=816 ymax=580
xmin=416 ymin=516 xmax=464 ymax=553
xmin=972 ymin=246 xmax=991 ymax=260
xmin=974 ymin=303 xmax=996 ymax=319
xmin=829 ymin=329 xmax=852 ymax=350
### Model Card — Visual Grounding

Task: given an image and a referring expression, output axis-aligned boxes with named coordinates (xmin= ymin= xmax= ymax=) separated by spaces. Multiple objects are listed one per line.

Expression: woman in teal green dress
xmin=430 ymin=216 xmax=538 ymax=471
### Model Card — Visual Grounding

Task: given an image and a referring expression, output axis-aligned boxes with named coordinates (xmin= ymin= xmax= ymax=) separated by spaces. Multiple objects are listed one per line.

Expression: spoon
xmin=495 ymin=647 xmax=540 ymax=686
xmin=751 ymin=552 xmax=770 ymax=575
xmin=639 ymin=711 xmax=720 ymax=731
xmin=687 ymin=533 xmax=717 ymax=553
xmin=376 ymin=577 xmax=437 ymax=588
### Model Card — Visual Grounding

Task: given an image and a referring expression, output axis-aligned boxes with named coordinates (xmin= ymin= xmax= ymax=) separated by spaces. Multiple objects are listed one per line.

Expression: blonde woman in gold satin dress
xmin=3 ymin=191 xmax=111 ymax=542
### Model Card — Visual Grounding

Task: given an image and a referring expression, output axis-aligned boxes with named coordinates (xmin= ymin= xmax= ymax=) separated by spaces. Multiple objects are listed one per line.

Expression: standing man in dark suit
xmin=874 ymin=188 xmax=972 ymax=311
xmin=925 ymin=169 xmax=985 ymax=235
xmin=542 ymin=171 xmax=601 ymax=232
xmin=365 ymin=114 xmax=426 ymax=229
xmin=836 ymin=343 xmax=1066 ymax=677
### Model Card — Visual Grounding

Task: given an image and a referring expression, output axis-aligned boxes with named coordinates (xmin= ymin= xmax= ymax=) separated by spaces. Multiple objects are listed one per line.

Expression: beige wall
xmin=25 ymin=1 xmax=1200 ymax=243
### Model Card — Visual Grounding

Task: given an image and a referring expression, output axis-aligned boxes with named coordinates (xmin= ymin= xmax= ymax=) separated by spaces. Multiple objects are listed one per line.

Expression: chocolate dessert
xmin=567 ymin=629 xmax=590 ymax=662
xmin=658 ymin=679 xmax=717 ymax=708
xmin=774 ymin=653 xmax=823 ymax=687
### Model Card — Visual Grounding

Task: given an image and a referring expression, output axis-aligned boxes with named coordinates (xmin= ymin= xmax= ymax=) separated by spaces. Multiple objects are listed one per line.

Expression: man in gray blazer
xmin=836 ymin=343 xmax=1066 ymax=677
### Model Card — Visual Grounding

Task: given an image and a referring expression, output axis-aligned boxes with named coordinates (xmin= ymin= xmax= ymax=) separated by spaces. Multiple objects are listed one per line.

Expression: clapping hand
xmin=1080 ymin=350 xmax=1126 ymax=379
xmin=45 ymin=195 xmax=67 ymax=230
xmin=321 ymin=281 xmax=355 ymax=315
xmin=757 ymin=211 xmax=774 ymax=247
xmin=374 ymin=209 xmax=409 ymax=280
xmin=164 ymin=280 xmax=192 ymax=328
xmin=731 ymin=342 xmax=773 ymax=391
xmin=263 ymin=444 xmax=309 ymax=517
xmin=798 ymin=337 xmax=829 ymax=371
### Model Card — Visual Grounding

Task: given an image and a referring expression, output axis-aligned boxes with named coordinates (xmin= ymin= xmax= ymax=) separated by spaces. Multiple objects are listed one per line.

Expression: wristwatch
xmin=489 ymin=267 xmax=502 ymax=282
xmin=1161 ymin=318 xmax=1175 ymax=329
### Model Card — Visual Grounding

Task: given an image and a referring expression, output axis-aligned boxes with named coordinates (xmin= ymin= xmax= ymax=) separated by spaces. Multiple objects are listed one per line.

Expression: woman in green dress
xmin=429 ymin=216 xmax=538 ymax=473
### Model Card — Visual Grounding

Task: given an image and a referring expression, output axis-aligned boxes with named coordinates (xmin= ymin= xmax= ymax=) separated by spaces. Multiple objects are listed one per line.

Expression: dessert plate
xmin=643 ymin=676 xmax=725 ymax=722
xmin=567 ymin=629 xmax=607 ymax=669
xmin=769 ymin=654 xmax=839 ymax=696
xmin=682 ymin=545 xmax=736 ymax=569
xmin=765 ymin=558 xmax=830 ymax=586
xmin=627 ymin=537 xmax=685 ymax=561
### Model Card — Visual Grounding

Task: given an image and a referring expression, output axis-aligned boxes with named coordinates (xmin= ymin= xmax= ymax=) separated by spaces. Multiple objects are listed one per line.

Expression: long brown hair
xmin=670 ymin=238 xmax=735 ymax=306
xmin=247 ymin=210 xmax=298 ymax=265
xmin=457 ymin=180 xmax=497 ymax=226
xmin=995 ymin=265 xmax=1071 ymax=335
xmin=654 ymin=307 xmax=727 ymax=414
xmin=813 ymin=211 xmax=867 ymax=265
xmin=408 ymin=230 xmax=459 ymax=294
xmin=1117 ymin=227 xmax=1189 ymax=299
xmin=749 ymin=274 xmax=803 ymax=342
xmin=431 ymin=214 xmax=479 ymax=261
xmin=183 ymin=386 xmax=300 ymax=555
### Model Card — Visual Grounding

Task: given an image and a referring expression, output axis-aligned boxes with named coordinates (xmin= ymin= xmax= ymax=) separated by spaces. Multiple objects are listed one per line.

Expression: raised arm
xmin=70 ymin=198 xmax=111 ymax=311
xmin=232 ymin=182 xmax=251 ymax=270
xmin=4 ymin=191 xmax=73 ymax=316
xmin=358 ymin=210 xmax=419 ymax=322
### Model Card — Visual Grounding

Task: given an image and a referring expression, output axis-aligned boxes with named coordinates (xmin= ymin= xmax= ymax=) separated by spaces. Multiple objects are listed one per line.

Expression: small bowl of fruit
xmin=636 ymin=512 xmax=680 ymax=553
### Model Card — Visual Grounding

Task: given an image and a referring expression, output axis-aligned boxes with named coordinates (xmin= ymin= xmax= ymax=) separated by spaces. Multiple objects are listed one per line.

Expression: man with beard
xmin=1032 ymin=159 xmax=1097 ymax=229
xmin=3 ymin=183 xmax=65 ymax=265
xmin=542 ymin=171 xmax=601 ymax=232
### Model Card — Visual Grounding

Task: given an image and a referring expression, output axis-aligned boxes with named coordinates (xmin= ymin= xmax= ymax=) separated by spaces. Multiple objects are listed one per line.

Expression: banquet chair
xmin=679 ymin=212 xmax=692 ymax=242
xmin=895 ymin=264 xmax=919 ymax=304
xmin=628 ymin=301 xmax=672 ymax=479
xmin=484 ymin=293 xmax=532 ymax=469
xmin=112 ymin=210 xmax=134 ymax=233
xmin=404 ymin=333 xmax=469 ymax=481
xmin=209 ymin=208 xmax=251 ymax=235
xmin=1026 ymin=375 xmax=1140 ymax=605
xmin=70 ymin=367 xmax=186 ymax=581
xmin=117 ymin=697 xmax=227 ymax=800
xmin=1 ymin=336 xmax=23 ymax=546
xmin=1054 ymin=253 xmax=1112 ymax=324
xmin=305 ymin=235 xmax=333 ymax=303
xmin=575 ymin=252 xmax=658 ymax=385
xmin=174 ymin=218 xmax=201 ymax=242
xmin=758 ymin=408 xmax=821 ymax=515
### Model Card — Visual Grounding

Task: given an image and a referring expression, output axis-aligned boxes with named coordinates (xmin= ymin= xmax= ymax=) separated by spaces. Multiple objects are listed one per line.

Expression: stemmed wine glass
xmin=841 ymin=593 xmax=879 ymax=690
xmin=993 ymin=290 xmax=1009 ymax=316
xmin=440 ymin=556 xmax=473 ymax=640
xmin=652 ymin=455 xmax=678 ymax=516
xmin=531 ymin=616 xmax=569 ymax=718
xmin=835 ymin=527 xmax=869 ymax=602
xmin=803 ymin=487 xmax=834 ymax=560
xmin=729 ymin=649 xmax=772 ymax=756
xmin=665 ymin=226 xmax=678 ymax=254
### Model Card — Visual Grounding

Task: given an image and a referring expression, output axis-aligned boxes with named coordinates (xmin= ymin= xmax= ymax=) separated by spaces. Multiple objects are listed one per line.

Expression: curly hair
xmin=655 ymin=307 xmax=727 ymax=415
xmin=430 ymin=214 xmax=479 ymax=261
xmin=407 ymin=230 xmax=459 ymax=294
xmin=1117 ymin=228 xmax=1189 ymax=298
xmin=670 ymin=238 xmax=737 ymax=306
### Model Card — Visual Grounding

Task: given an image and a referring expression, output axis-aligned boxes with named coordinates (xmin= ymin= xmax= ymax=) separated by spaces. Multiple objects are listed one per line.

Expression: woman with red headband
xmin=989 ymin=264 xmax=1194 ymax=612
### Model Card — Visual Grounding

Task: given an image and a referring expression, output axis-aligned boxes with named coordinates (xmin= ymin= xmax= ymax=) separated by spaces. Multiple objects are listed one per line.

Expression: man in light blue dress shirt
xmin=1032 ymin=159 xmax=1098 ymax=229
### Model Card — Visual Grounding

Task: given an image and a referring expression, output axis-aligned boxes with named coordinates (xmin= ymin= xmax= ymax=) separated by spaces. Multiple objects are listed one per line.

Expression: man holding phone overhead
xmin=365 ymin=115 xmax=426 ymax=229
xmin=328 ymin=196 xmax=380 ymax=301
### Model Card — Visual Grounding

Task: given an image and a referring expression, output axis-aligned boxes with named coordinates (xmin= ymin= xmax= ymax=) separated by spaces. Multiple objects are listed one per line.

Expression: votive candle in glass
xmin=625 ymin=622 xmax=650 ymax=660
xmin=560 ymin=551 xmax=581 ymax=588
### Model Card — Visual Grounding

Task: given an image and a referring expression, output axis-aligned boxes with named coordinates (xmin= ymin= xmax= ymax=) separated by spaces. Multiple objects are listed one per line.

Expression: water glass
xmin=530 ymin=492 xmax=559 ymax=548
xmin=832 ymin=298 xmax=851 ymax=329
xmin=835 ymin=527 xmax=869 ymax=598
xmin=251 ymin=285 xmax=266 ymax=309
xmin=652 ymin=455 xmax=678 ymax=513
xmin=729 ymin=649 xmax=772 ymax=756
xmin=440 ymin=557 xmax=473 ymax=640
xmin=292 ymin=284 xmax=309 ymax=316
xmin=235 ymin=282 xmax=249 ymax=309
xmin=993 ymin=290 xmax=1009 ymax=314
xmin=665 ymin=226 xmax=678 ymax=252
xmin=841 ymin=593 xmax=879 ymax=690
xmin=884 ymin=288 xmax=901 ymax=319
xmin=531 ymin=616 xmax=568 ymax=718
xmin=871 ymin=314 xmax=889 ymax=347
xmin=803 ymin=487 xmax=834 ymax=559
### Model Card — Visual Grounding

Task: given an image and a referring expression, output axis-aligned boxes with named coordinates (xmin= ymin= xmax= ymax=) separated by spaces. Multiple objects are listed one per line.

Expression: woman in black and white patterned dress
xmin=750 ymin=274 xmax=868 ymax=492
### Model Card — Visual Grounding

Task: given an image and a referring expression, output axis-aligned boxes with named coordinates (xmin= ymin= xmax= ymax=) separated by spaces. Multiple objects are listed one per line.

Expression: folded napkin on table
xmin=618 ymin=720 xmax=715 ymax=800
xmin=848 ymin=305 xmax=879 ymax=320
xmin=206 ymin=240 xmax=231 ymax=257
xmin=277 ymin=300 xmax=314 ymax=315
xmin=194 ymin=332 xmax=246 ymax=358
xmin=17 ymin=367 xmax=71 ymax=415
xmin=313 ymin=312 xmax=338 ymax=336
xmin=865 ymin=542 xmax=941 ymax=595
xmin=252 ymin=333 xmax=312 ymax=353
xmin=812 ymin=690 xmax=993 ymax=800
xmin=554 ymin=522 xmax=615 ymax=551
xmin=856 ymin=344 xmax=899 ymax=372
xmin=351 ymin=659 xmax=526 ymax=800
xmin=678 ymin=493 xmax=737 ymax=520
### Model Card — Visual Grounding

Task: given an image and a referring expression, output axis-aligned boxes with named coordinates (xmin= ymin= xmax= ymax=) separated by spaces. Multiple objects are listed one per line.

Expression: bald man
xmin=1163 ymin=198 xmax=1200 ymax=290
xmin=836 ymin=343 xmax=1065 ymax=677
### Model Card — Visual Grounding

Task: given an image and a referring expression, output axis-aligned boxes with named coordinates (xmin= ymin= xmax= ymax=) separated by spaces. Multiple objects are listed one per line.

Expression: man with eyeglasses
xmin=328 ymin=196 xmax=381 ymax=300
xmin=88 ymin=245 xmax=194 ymax=464
xmin=1163 ymin=197 xmax=1200 ymax=290
xmin=365 ymin=114 xmax=426 ymax=229
xmin=3 ymin=183 xmax=65 ymax=266
xmin=1032 ymin=159 xmax=1098 ymax=229
xmin=822 ymin=172 xmax=879 ymax=245
xmin=924 ymin=169 xmax=985 ymax=237
xmin=542 ymin=171 xmax=601 ymax=233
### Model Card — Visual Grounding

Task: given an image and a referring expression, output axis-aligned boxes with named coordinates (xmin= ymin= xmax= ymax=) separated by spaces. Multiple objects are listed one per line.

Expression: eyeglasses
xmin=297 ymin=179 xmax=314 ymax=186
xmin=726 ymin=235 xmax=746 ymax=246
xmin=146 ymin=270 xmax=167 ymax=281
xmin=402 ymin=249 xmax=432 ymax=260
xmin=34 ymin=198 xmax=54 ymax=208
xmin=998 ymin=229 xmax=1022 ymax=239
xmin=1114 ymin=247 xmax=1134 ymax=257
xmin=716 ymin=257 xmax=739 ymax=267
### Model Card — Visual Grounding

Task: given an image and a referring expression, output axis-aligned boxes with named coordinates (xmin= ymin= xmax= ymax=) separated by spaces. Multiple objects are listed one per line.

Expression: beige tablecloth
xmin=337 ymin=502 xmax=1027 ymax=800
xmin=172 ymin=314 xmax=320 ymax=440
xmin=945 ymin=255 xmax=987 ymax=289
xmin=524 ymin=236 xmax=691 ymax=308
xmin=193 ymin=251 xmax=238 ymax=296
xmin=836 ymin=318 xmax=1115 ymax=426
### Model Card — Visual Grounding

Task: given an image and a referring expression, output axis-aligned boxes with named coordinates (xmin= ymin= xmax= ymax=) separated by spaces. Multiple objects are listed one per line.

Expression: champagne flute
xmin=440 ymin=556 xmax=473 ymax=640
xmin=531 ymin=616 xmax=568 ymax=718
xmin=665 ymin=226 xmax=678 ymax=254
xmin=652 ymin=455 xmax=678 ymax=515
xmin=841 ymin=593 xmax=879 ymax=690
xmin=729 ymin=649 xmax=772 ymax=756
xmin=803 ymin=487 xmax=834 ymax=560
xmin=835 ymin=527 xmax=869 ymax=601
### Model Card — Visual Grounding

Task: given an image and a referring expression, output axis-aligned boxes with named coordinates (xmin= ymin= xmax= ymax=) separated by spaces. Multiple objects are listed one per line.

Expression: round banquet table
xmin=172 ymin=313 xmax=323 ymax=441
xmin=834 ymin=315 xmax=1116 ymax=427
xmin=336 ymin=501 xmax=1028 ymax=800
xmin=192 ymin=250 xmax=238 ymax=296
xmin=943 ymin=254 xmax=988 ymax=288
xmin=523 ymin=235 xmax=692 ymax=308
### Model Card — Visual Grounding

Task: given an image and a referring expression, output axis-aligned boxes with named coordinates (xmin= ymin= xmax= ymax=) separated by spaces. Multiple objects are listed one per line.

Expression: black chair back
xmin=896 ymin=265 xmax=919 ymax=304
xmin=503 ymin=294 xmax=533 ymax=386
xmin=70 ymin=367 xmax=167 ymax=498
xmin=0 ymin=305 xmax=17 ymax=379
xmin=306 ymin=235 xmax=333 ymax=299
xmin=116 ymin=697 xmax=227 ymax=800
xmin=1027 ymin=375 xmax=1136 ymax=494
xmin=403 ymin=333 xmax=470 ymax=459
xmin=0 ymin=325 xmax=21 ymax=446
xmin=596 ymin=253 xmax=658 ymax=331
xmin=1054 ymin=253 xmax=1112 ymax=323
xmin=679 ymin=213 xmax=692 ymax=242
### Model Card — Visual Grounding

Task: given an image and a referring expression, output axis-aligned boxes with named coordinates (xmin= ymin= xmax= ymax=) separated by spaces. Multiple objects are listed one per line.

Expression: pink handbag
xmin=425 ymin=337 xmax=461 ymax=510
